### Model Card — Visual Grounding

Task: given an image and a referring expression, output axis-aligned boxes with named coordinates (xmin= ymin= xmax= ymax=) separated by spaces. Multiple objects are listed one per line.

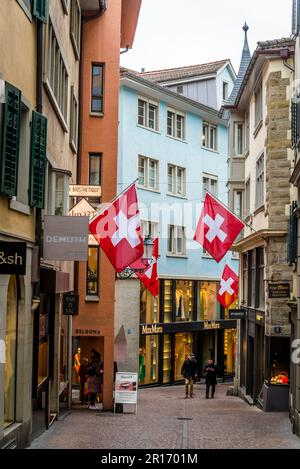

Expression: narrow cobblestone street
xmin=29 ymin=385 xmax=300 ymax=449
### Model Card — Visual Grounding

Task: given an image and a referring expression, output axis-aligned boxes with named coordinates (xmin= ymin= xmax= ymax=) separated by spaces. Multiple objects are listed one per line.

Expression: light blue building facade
xmin=115 ymin=62 xmax=239 ymax=387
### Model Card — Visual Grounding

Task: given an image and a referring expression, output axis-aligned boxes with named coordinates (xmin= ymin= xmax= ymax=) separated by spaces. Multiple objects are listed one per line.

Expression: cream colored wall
xmin=0 ymin=0 xmax=36 ymax=243
xmin=43 ymin=0 xmax=79 ymax=180
xmin=42 ymin=0 xmax=80 ymax=281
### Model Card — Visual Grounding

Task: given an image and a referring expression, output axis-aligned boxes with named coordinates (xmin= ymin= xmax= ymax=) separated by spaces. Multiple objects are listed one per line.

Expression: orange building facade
xmin=73 ymin=0 xmax=142 ymax=410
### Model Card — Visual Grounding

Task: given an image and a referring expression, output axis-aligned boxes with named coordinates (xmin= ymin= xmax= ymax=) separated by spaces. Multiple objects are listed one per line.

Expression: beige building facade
xmin=225 ymin=31 xmax=295 ymax=409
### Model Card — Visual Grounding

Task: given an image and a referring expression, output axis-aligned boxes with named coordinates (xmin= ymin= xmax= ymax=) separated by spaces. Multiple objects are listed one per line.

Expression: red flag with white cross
xmin=194 ymin=193 xmax=244 ymax=263
xmin=218 ymin=264 xmax=239 ymax=308
xmin=89 ymin=183 xmax=144 ymax=273
xmin=134 ymin=237 xmax=159 ymax=297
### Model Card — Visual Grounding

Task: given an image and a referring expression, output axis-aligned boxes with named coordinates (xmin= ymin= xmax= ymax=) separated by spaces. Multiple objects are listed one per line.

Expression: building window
xmin=138 ymin=156 xmax=159 ymax=190
xmin=245 ymin=178 xmax=250 ymax=217
xmin=70 ymin=87 xmax=78 ymax=153
xmin=70 ymin=0 xmax=81 ymax=59
xmin=202 ymin=122 xmax=217 ymax=151
xmin=199 ymin=281 xmax=220 ymax=320
xmin=202 ymin=174 xmax=218 ymax=199
xmin=256 ymin=153 xmax=264 ymax=208
xmin=255 ymin=81 xmax=263 ymax=129
xmin=141 ymin=220 xmax=159 ymax=240
xmin=245 ymin=113 xmax=250 ymax=153
xmin=249 ymin=250 xmax=256 ymax=308
xmin=47 ymin=170 xmax=69 ymax=216
xmin=138 ymin=98 xmax=159 ymax=131
xmin=89 ymin=153 xmax=102 ymax=186
xmin=46 ymin=20 xmax=69 ymax=125
xmin=233 ymin=190 xmax=243 ymax=218
xmin=168 ymin=225 xmax=186 ymax=256
xmin=168 ymin=164 xmax=186 ymax=196
xmin=140 ymin=284 xmax=159 ymax=324
xmin=91 ymin=64 xmax=104 ymax=113
xmin=177 ymin=85 xmax=183 ymax=94
xmin=163 ymin=280 xmax=173 ymax=323
xmin=223 ymin=81 xmax=229 ymax=101
xmin=242 ymin=253 xmax=248 ymax=305
xmin=87 ymin=247 xmax=99 ymax=297
xmin=167 ymin=109 xmax=185 ymax=140
xmin=175 ymin=280 xmax=194 ymax=322
xmin=4 ymin=276 xmax=18 ymax=427
xmin=234 ymin=122 xmax=244 ymax=156
xmin=257 ymin=247 xmax=265 ymax=309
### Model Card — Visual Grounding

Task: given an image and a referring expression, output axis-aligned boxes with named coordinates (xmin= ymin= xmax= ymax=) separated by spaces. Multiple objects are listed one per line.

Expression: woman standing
xmin=87 ymin=349 xmax=103 ymax=410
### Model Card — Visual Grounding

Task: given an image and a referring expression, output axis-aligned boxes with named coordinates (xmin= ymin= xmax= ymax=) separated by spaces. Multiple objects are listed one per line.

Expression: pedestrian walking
xmin=87 ymin=349 xmax=103 ymax=410
xmin=181 ymin=353 xmax=197 ymax=398
xmin=78 ymin=358 xmax=89 ymax=404
xmin=204 ymin=358 xmax=217 ymax=399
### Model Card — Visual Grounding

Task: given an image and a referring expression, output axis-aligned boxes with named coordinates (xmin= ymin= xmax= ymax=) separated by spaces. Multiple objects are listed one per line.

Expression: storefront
xmin=139 ymin=280 xmax=237 ymax=387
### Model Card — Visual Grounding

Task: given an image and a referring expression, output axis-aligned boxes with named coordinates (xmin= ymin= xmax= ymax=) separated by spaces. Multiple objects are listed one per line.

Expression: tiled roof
xmin=137 ymin=59 xmax=231 ymax=83
xmin=257 ymin=38 xmax=295 ymax=49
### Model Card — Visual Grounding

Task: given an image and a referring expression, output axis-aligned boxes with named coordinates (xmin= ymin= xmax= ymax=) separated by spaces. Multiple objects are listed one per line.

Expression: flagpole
xmin=89 ymin=178 xmax=139 ymax=223
xmin=205 ymin=190 xmax=268 ymax=241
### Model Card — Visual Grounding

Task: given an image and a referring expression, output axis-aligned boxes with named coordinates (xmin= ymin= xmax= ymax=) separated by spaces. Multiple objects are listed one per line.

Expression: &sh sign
xmin=0 ymin=242 xmax=27 ymax=275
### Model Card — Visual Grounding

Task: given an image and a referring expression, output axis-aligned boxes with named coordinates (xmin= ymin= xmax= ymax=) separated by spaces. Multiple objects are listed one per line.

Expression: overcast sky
xmin=121 ymin=0 xmax=293 ymax=74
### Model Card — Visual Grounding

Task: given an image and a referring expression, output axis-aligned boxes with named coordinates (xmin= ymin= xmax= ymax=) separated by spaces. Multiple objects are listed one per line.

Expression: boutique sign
xmin=0 ymin=242 xmax=27 ymax=275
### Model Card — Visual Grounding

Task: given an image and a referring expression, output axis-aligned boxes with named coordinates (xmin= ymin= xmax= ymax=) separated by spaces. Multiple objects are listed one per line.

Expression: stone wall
xmin=265 ymin=236 xmax=292 ymax=336
xmin=265 ymin=71 xmax=291 ymax=230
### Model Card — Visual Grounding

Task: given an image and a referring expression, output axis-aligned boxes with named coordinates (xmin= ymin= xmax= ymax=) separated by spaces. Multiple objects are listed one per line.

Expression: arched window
xmin=4 ymin=276 xmax=18 ymax=426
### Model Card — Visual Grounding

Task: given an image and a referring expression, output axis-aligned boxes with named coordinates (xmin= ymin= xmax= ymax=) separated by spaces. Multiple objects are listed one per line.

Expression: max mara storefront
xmin=138 ymin=280 xmax=237 ymax=387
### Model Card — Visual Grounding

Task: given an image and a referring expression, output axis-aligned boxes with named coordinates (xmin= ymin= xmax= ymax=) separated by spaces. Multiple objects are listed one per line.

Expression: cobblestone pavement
xmin=29 ymin=384 xmax=300 ymax=449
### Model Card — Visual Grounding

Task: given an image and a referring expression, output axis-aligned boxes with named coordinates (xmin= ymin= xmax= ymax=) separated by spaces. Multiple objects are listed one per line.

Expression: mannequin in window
xmin=74 ymin=347 xmax=81 ymax=384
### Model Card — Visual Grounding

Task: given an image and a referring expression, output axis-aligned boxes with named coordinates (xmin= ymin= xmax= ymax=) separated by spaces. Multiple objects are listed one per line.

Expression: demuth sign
xmin=0 ymin=242 xmax=27 ymax=275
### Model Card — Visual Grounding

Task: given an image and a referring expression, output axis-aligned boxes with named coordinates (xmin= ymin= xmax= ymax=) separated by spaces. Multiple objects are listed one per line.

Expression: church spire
xmin=226 ymin=23 xmax=251 ymax=107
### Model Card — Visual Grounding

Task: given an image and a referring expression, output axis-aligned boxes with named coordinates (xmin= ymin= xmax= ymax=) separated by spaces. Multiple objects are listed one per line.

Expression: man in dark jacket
xmin=181 ymin=353 xmax=197 ymax=398
xmin=204 ymin=358 xmax=217 ymax=399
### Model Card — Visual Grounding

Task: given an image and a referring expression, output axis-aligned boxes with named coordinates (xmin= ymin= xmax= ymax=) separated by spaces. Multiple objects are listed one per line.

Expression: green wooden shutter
xmin=33 ymin=0 xmax=48 ymax=23
xmin=29 ymin=111 xmax=47 ymax=209
xmin=0 ymin=83 xmax=21 ymax=197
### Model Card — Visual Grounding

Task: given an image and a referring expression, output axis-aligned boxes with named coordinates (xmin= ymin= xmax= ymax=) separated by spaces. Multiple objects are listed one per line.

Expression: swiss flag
xmin=217 ymin=264 xmax=239 ymax=308
xmin=134 ymin=237 xmax=159 ymax=297
xmin=194 ymin=193 xmax=244 ymax=263
xmin=89 ymin=183 xmax=144 ymax=273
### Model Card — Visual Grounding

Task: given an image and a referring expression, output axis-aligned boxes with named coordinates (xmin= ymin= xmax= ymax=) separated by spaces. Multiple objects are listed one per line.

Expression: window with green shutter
xmin=29 ymin=111 xmax=47 ymax=209
xmin=33 ymin=0 xmax=48 ymax=23
xmin=0 ymin=83 xmax=21 ymax=197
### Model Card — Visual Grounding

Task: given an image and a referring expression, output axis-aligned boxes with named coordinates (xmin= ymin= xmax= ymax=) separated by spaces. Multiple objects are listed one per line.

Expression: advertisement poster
xmin=115 ymin=372 xmax=138 ymax=407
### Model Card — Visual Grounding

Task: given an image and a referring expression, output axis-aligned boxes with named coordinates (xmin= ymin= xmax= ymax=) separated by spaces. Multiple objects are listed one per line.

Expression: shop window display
xmin=174 ymin=333 xmax=193 ymax=381
xmin=87 ymin=247 xmax=99 ymax=296
xmin=268 ymin=337 xmax=290 ymax=385
xmin=140 ymin=284 xmax=159 ymax=324
xmin=199 ymin=281 xmax=220 ymax=320
xmin=4 ymin=276 xmax=18 ymax=427
xmin=163 ymin=335 xmax=171 ymax=383
xmin=175 ymin=280 xmax=193 ymax=322
xmin=139 ymin=335 xmax=159 ymax=385
xmin=163 ymin=280 xmax=172 ymax=323
xmin=224 ymin=329 xmax=237 ymax=375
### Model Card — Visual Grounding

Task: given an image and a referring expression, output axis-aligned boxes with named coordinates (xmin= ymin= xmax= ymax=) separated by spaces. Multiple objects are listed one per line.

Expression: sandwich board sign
xmin=114 ymin=372 xmax=138 ymax=414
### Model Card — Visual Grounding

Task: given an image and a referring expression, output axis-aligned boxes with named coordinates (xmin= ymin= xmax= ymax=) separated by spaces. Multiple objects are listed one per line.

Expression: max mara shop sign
xmin=0 ymin=242 xmax=27 ymax=275
xmin=43 ymin=216 xmax=89 ymax=261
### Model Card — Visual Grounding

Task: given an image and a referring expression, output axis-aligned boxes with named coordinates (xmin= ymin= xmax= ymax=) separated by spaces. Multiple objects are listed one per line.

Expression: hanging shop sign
xmin=114 ymin=372 xmax=138 ymax=409
xmin=203 ymin=321 xmax=221 ymax=330
xmin=268 ymin=283 xmax=290 ymax=299
xmin=43 ymin=216 xmax=89 ymax=261
xmin=0 ymin=242 xmax=27 ymax=275
xmin=68 ymin=199 xmax=98 ymax=246
xmin=229 ymin=309 xmax=246 ymax=320
xmin=63 ymin=293 xmax=79 ymax=316
xmin=69 ymin=184 xmax=102 ymax=198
